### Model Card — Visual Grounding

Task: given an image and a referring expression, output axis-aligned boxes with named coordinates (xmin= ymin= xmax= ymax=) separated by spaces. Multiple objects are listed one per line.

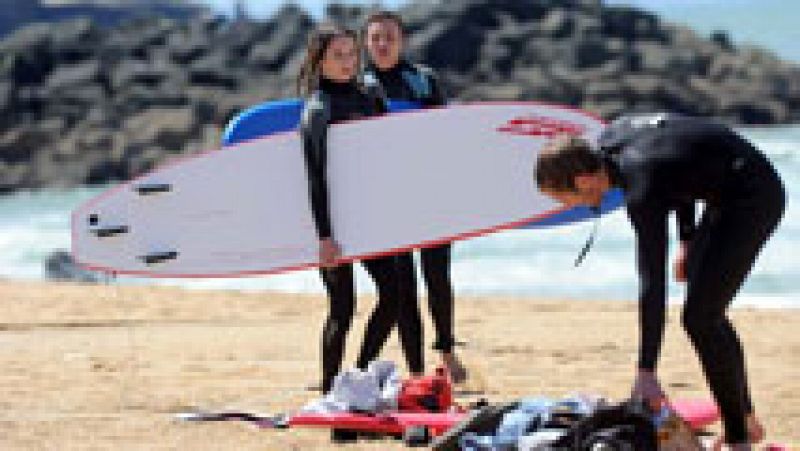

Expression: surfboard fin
xmin=134 ymin=183 xmax=172 ymax=195
xmin=91 ymin=225 xmax=129 ymax=238
xmin=138 ymin=251 xmax=179 ymax=265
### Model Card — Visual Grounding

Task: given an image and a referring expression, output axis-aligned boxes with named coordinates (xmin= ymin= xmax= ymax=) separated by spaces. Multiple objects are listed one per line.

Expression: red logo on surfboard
xmin=497 ymin=116 xmax=585 ymax=138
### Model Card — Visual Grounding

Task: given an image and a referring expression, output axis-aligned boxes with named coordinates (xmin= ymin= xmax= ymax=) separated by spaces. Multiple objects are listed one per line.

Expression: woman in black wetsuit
xmin=297 ymin=24 xmax=417 ymax=393
xmin=534 ymin=113 xmax=785 ymax=450
xmin=360 ymin=10 xmax=467 ymax=383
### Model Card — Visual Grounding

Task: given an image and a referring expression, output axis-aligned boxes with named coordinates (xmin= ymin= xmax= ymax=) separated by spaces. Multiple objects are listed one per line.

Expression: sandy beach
xmin=0 ymin=280 xmax=797 ymax=449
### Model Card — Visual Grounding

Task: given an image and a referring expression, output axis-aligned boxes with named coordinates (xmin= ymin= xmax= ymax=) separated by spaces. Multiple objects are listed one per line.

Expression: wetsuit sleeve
xmin=363 ymin=81 xmax=389 ymax=115
xmin=628 ymin=203 xmax=669 ymax=371
xmin=419 ymin=65 xmax=448 ymax=106
xmin=300 ymin=100 xmax=333 ymax=240
xmin=676 ymin=200 xmax=696 ymax=241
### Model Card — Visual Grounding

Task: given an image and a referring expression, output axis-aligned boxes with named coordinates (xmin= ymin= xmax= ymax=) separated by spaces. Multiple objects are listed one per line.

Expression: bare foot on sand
xmin=712 ymin=414 xmax=765 ymax=450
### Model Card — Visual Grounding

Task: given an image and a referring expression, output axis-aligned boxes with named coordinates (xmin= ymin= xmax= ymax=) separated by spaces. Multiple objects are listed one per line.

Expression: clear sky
xmin=194 ymin=0 xmax=799 ymax=62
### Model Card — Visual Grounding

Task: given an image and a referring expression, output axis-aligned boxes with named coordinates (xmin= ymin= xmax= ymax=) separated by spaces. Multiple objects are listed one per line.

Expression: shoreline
xmin=10 ymin=261 xmax=800 ymax=308
xmin=12 ymin=275 xmax=800 ymax=310
xmin=0 ymin=280 xmax=797 ymax=448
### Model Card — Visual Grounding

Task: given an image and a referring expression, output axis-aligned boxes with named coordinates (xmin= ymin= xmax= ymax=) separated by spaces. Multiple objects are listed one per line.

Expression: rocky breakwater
xmin=1 ymin=0 xmax=799 ymax=193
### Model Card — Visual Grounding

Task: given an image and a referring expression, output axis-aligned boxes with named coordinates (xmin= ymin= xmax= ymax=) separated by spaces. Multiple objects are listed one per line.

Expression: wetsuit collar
xmin=365 ymin=59 xmax=413 ymax=75
xmin=319 ymin=76 xmax=358 ymax=94
xmin=602 ymin=157 xmax=626 ymax=190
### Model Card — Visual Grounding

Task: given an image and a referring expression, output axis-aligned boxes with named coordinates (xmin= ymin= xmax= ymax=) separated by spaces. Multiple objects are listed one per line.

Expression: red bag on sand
xmin=397 ymin=366 xmax=453 ymax=413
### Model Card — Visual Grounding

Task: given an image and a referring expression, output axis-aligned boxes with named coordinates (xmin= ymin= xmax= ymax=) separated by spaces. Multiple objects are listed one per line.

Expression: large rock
xmin=167 ymin=32 xmax=211 ymax=66
xmin=0 ymin=128 xmax=45 ymax=163
xmin=111 ymin=60 xmax=175 ymax=90
xmin=0 ymin=80 xmax=13 ymax=118
xmin=49 ymin=19 xmax=104 ymax=64
xmin=633 ymin=42 xmax=706 ymax=75
xmin=0 ymin=162 xmax=29 ymax=193
xmin=45 ymin=60 xmax=103 ymax=91
xmin=0 ymin=24 xmax=57 ymax=85
xmin=538 ymin=8 xmax=575 ymax=39
xmin=44 ymin=249 xmax=105 ymax=283
xmin=123 ymin=106 xmax=197 ymax=151
xmin=408 ymin=21 xmax=485 ymax=73
xmin=246 ymin=8 xmax=312 ymax=72
xmin=600 ymin=6 xmax=666 ymax=42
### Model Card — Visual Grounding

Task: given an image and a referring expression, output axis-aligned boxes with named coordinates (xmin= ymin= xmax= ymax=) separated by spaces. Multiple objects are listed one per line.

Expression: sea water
xmin=1 ymin=127 xmax=797 ymax=307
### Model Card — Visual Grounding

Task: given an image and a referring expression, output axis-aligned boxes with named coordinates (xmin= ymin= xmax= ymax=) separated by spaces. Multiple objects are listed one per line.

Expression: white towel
xmin=301 ymin=360 xmax=402 ymax=414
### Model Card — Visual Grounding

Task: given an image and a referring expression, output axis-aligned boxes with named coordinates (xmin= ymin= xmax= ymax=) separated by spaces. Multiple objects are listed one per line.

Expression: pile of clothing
xmin=298 ymin=362 xmax=670 ymax=449
xmin=433 ymin=396 xmax=659 ymax=451
xmin=302 ymin=361 xmax=454 ymax=415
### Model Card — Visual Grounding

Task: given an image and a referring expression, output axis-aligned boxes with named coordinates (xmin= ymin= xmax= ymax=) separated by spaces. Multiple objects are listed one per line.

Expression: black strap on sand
xmin=574 ymin=206 xmax=601 ymax=267
xmin=175 ymin=410 xmax=289 ymax=428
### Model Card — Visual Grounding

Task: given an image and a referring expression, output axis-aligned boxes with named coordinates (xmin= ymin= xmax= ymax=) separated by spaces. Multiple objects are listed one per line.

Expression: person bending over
xmin=534 ymin=113 xmax=785 ymax=449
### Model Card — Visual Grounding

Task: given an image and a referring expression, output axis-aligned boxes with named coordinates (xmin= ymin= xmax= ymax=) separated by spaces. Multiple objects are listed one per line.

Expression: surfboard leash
xmin=574 ymin=206 xmax=601 ymax=267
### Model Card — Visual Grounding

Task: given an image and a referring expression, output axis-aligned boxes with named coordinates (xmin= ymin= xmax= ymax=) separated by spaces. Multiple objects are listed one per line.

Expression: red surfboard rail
xmin=288 ymin=411 xmax=467 ymax=437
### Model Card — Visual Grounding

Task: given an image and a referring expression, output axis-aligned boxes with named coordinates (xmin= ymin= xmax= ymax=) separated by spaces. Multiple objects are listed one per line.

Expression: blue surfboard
xmin=222 ymin=99 xmax=623 ymax=227
xmin=222 ymin=98 xmax=422 ymax=145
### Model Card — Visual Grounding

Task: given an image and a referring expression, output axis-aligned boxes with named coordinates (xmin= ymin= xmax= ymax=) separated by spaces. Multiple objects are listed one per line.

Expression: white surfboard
xmin=72 ymin=102 xmax=605 ymax=277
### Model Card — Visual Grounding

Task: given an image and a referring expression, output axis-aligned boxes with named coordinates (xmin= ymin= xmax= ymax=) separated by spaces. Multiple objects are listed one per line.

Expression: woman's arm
xmin=300 ymin=95 xmax=334 ymax=241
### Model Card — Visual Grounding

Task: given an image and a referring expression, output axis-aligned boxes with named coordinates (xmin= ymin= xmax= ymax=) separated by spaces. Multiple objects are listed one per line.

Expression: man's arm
xmin=629 ymin=203 xmax=669 ymax=371
xmin=676 ymin=200 xmax=696 ymax=242
xmin=673 ymin=200 xmax=696 ymax=281
xmin=418 ymin=65 xmax=448 ymax=107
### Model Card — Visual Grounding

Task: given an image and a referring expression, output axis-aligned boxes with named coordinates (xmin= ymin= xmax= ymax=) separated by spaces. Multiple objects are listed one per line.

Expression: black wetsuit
xmin=599 ymin=113 xmax=786 ymax=443
xmin=363 ymin=61 xmax=457 ymax=356
xmin=300 ymin=77 xmax=413 ymax=392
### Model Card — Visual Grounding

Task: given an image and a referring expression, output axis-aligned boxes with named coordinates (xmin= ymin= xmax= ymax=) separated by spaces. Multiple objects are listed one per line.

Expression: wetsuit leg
xmin=682 ymin=177 xmax=784 ymax=443
xmin=395 ymin=252 xmax=424 ymax=374
xmin=319 ymin=264 xmax=356 ymax=393
xmin=421 ymin=244 xmax=456 ymax=353
xmin=356 ymin=256 xmax=402 ymax=369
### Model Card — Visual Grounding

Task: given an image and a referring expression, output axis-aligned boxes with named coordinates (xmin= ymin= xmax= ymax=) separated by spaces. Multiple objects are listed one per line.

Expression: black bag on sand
xmin=551 ymin=398 xmax=658 ymax=450
xmin=432 ymin=398 xmax=656 ymax=451
xmin=430 ymin=401 xmax=520 ymax=451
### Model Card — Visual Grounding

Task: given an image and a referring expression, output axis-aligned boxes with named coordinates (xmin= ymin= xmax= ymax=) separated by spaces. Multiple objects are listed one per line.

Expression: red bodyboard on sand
xmin=670 ymin=398 xmax=720 ymax=429
xmin=285 ymin=398 xmax=720 ymax=437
